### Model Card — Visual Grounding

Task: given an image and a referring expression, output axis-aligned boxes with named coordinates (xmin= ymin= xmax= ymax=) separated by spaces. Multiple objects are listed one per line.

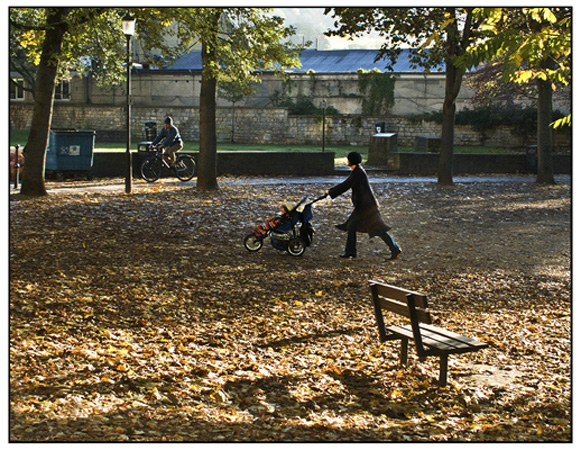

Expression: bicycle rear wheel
xmin=141 ymin=157 xmax=162 ymax=182
xmin=175 ymin=155 xmax=196 ymax=181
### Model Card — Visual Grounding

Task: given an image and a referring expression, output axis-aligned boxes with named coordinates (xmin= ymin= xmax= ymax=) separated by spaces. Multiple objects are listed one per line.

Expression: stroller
xmin=244 ymin=196 xmax=325 ymax=257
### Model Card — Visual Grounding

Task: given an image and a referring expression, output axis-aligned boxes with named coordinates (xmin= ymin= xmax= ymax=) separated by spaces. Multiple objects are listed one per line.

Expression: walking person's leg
xmin=341 ymin=221 xmax=357 ymax=258
xmin=379 ymin=231 xmax=402 ymax=260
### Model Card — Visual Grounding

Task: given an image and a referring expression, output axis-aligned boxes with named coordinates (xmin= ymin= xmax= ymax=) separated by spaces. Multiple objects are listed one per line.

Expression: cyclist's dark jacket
xmin=151 ymin=125 xmax=182 ymax=148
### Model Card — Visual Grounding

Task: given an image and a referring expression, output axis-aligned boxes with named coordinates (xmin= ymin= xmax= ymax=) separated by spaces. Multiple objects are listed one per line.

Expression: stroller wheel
xmin=244 ymin=233 xmax=263 ymax=252
xmin=287 ymin=237 xmax=306 ymax=257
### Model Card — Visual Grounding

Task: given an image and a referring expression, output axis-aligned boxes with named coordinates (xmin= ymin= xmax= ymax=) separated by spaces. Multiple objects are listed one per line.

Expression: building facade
xmin=9 ymin=49 xmax=571 ymax=149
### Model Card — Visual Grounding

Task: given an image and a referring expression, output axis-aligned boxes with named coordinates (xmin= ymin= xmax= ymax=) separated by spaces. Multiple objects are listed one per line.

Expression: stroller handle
xmin=290 ymin=195 xmax=326 ymax=212
xmin=307 ymin=195 xmax=327 ymax=205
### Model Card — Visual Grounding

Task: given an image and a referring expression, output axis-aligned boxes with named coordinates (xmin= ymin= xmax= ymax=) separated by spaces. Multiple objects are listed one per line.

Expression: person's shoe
xmin=340 ymin=253 xmax=356 ymax=258
xmin=389 ymin=248 xmax=402 ymax=260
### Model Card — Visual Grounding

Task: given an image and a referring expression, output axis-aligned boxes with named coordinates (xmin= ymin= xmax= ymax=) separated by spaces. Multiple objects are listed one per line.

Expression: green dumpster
xmin=46 ymin=129 xmax=96 ymax=180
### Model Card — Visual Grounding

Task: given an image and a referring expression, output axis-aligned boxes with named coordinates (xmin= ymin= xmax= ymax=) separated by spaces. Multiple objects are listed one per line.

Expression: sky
xmin=272 ymin=7 xmax=385 ymax=50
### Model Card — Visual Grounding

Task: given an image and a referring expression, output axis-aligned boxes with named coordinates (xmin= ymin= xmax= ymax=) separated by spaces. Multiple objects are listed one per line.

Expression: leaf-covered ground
xmin=9 ymin=175 xmax=571 ymax=442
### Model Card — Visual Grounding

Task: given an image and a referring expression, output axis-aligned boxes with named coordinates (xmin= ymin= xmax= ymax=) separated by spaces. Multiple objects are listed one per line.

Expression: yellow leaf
xmin=210 ymin=389 xmax=228 ymax=403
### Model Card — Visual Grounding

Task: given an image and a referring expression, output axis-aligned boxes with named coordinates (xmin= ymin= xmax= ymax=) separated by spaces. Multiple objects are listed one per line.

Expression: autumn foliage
xmin=10 ymin=176 xmax=571 ymax=442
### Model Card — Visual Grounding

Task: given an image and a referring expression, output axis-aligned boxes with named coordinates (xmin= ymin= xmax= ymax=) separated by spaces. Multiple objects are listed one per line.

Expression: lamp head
xmin=122 ymin=14 xmax=136 ymax=36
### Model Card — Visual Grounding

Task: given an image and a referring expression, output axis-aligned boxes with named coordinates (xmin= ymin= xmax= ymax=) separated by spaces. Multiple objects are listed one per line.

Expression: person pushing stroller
xmin=324 ymin=151 xmax=402 ymax=260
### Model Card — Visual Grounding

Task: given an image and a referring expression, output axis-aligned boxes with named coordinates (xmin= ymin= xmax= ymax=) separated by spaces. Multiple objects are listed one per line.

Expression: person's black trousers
xmin=345 ymin=223 xmax=400 ymax=257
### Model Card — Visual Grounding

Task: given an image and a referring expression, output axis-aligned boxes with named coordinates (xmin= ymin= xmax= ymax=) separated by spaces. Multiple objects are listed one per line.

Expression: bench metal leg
xmin=438 ymin=354 xmax=449 ymax=387
xmin=400 ymin=338 xmax=409 ymax=366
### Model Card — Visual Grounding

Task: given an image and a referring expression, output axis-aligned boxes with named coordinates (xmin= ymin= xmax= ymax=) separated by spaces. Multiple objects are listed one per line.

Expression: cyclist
xmin=149 ymin=116 xmax=183 ymax=168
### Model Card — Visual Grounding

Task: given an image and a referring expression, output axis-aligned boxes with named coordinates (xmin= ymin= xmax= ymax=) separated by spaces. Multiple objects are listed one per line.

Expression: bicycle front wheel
xmin=141 ymin=157 xmax=162 ymax=182
xmin=175 ymin=155 xmax=196 ymax=182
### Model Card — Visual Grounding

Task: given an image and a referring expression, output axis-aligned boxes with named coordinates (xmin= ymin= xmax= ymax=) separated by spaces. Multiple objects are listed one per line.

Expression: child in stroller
xmin=254 ymin=202 xmax=294 ymax=238
xmin=244 ymin=196 xmax=323 ymax=257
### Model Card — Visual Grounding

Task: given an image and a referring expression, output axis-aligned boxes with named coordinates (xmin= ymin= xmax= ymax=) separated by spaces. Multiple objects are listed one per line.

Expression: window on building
xmin=10 ymin=78 xmax=25 ymax=100
xmin=54 ymin=80 xmax=70 ymax=100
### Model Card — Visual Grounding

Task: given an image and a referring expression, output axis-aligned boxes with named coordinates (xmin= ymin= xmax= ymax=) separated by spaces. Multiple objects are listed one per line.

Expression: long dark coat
xmin=328 ymin=164 xmax=391 ymax=237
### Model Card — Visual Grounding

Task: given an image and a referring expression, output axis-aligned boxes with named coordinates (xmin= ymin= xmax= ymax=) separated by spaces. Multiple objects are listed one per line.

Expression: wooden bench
xmin=370 ymin=281 xmax=488 ymax=386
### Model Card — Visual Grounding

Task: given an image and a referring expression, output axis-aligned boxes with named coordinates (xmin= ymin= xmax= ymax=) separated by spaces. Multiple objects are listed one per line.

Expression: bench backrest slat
xmin=370 ymin=281 xmax=432 ymax=354
xmin=370 ymin=282 xmax=432 ymax=324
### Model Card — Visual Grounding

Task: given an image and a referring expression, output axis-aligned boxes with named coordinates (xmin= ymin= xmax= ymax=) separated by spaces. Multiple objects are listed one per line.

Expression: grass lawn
xmin=10 ymin=128 xmax=513 ymax=156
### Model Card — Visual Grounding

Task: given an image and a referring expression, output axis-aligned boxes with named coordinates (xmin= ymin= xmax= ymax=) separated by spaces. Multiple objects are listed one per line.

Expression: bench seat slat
xmin=420 ymin=323 xmax=488 ymax=349
xmin=387 ymin=324 xmax=487 ymax=354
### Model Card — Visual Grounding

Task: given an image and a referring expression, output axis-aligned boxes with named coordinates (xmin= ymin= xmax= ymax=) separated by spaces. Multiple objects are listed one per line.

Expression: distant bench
xmin=370 ymin=281 xmax=489 ymax=387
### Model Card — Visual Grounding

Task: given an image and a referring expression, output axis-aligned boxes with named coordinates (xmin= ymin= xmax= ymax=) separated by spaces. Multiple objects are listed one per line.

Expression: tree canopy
xmin=459 ymin=7 xmax=571 ymax=183
xmin=325 ymin=7 xmax=571 ymax=185
xmin=164 ymin=8 xmax=302 ymax=189
xmin=459 ymin=7 xmax=571 ymax=127
xmin=325 ymin=7 xmax=486 ymax=185
xmin=10 ymin=8 xmax=132 ymax=88
xmin=10 ymin=7 xmax=301 ymax=195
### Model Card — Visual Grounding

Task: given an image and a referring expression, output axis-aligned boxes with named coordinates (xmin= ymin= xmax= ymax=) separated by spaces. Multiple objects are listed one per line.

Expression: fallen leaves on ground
xmin=9 ymin=176 xmax=571 ymax=442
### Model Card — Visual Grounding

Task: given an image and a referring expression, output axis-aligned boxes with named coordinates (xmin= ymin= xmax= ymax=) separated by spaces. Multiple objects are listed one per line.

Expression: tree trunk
xmin=536 ymin=76 xmax=555 ymax=184
xmin=438 ymin=60 xmax=464 ymax=186
xmin=438 ymin=10 xmax=467 ymax=187
xmin=197 ymin=40 xmax=219 ymax=190
xmin=20 ymin=8 xmax=70 ymax=196
xmin=439 ymin=70 xmax=456 ymax=186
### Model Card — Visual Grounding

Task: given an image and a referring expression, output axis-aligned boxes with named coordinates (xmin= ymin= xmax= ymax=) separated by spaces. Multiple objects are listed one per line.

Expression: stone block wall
xmin=10 ymin=103 xmax=571 ymax=152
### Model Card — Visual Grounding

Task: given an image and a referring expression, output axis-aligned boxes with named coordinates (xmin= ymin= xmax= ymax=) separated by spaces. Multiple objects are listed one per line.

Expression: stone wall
xmin=10 ymin=103 xmax=571 ymax=151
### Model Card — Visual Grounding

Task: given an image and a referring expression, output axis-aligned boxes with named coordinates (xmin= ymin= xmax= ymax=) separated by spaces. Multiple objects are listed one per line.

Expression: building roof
xmin=285 ymin=49 xmax=441 ymax=73
xmin=167 ymin=50 xmax=202 ymax=71
xmin=167 ymin=48 xmax=443 ymax=74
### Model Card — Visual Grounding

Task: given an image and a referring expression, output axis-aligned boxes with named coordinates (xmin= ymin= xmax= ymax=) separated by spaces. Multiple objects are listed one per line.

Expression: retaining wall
xmin=93 ymin=151 xmax=337 ymax=178
xmin=90 ymin=150 xmax=571 ymax=179
xmin=393 ymin=153 xmax=571 ymax=175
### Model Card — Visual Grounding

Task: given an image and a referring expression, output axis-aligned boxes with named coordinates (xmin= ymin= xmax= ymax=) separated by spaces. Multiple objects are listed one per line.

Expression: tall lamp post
xmin=122 ymin=14 xmax=136 ymax=193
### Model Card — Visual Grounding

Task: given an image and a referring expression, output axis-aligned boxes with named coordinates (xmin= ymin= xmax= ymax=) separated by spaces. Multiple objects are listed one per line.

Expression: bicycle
xmin=140 ymin=146 xmax=196 ymax=182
